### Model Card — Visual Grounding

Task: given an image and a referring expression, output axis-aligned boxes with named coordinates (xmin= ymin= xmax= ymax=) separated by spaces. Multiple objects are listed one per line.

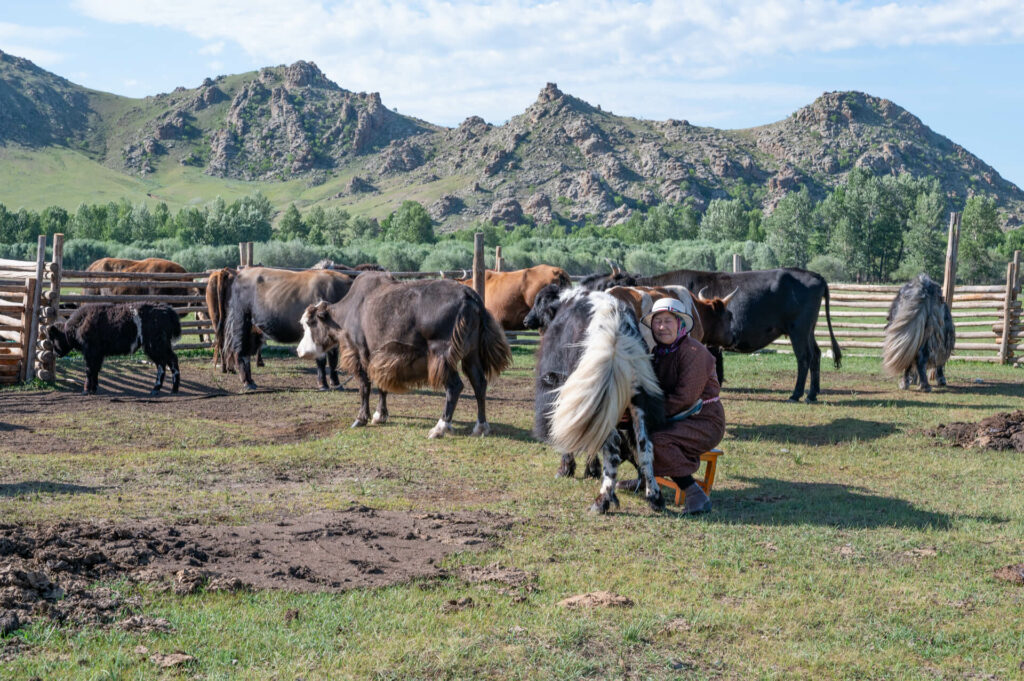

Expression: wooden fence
xmin=0 ymin=236 xmax=49 ymax=384
xmin=770 ymin=255 xmax=1022 ymax=364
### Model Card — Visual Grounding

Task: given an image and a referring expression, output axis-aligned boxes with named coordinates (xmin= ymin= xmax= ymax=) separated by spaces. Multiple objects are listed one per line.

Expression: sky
xmin=2 ymin=0 xmax=1023 ymax=187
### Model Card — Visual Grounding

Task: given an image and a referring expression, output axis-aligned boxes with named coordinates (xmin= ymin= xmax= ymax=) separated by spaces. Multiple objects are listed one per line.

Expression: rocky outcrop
xmin=347 ymin=176 xmax=376 ymax=193
xmin=489 ymin=198 xmax=524 ymax=224
xmin=430 ymin=194 xmax=464 ymax=219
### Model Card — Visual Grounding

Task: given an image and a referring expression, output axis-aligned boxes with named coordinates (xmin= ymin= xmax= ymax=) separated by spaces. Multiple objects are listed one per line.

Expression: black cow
xmin=296 ymin=272 xmax=512 ymax=438
xmin=47 ymin=303 xmax=181 ymax=395
xmin=530 ymin=287 xmax=666 ymax=514
xmin=582 ymin=267 xmax=841 ymax=402
xmin=225 ymin=267 xmax=354 ymax=391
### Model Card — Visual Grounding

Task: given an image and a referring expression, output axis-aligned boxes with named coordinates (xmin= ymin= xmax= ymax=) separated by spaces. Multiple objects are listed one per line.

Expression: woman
xmin=623 ymin=297 xmax=725 ymax=514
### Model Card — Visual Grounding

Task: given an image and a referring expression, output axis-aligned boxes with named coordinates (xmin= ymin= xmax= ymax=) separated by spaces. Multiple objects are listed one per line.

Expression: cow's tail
xmin=822 ymin=282 xmax=842 ymax=369
xmin=224 ymin=277 xmax=255 ymax=364
xmin=882 ymin=283 xmax=929 ymax=378
xmin=478 ymin=306 xmax=513 ymax=381
xmin=549 ymin=295 xmax=662 ymax=457
xmin=209 ymin=269 xmax=233 ymax=370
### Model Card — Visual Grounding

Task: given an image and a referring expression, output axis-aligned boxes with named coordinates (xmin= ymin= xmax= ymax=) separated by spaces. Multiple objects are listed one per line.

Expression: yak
xmin=297 ymin=272 xmax=512 ymax=438
xmin=882 ymin=273 xmax=955 ymax=391
xmin=47 ymin=303 xmax=181 ymax=395
xmin=529 ymin=286 xmax=666 ymax=514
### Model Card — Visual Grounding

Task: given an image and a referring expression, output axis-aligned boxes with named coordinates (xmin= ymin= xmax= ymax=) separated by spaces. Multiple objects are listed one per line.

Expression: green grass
xmin=2 ymin=352 xmax=1024 ymax=679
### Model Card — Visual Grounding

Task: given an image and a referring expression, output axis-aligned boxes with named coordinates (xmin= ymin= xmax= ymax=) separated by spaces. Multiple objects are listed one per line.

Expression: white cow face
xmin=297 ymin=301 xmax=337 ymax=359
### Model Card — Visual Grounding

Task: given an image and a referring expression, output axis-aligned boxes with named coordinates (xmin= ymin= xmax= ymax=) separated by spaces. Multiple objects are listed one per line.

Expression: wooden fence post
xmin=18 ymin=277 xmax=34 ymax=383
xmin=239 ymin=242 xmax=247 ymax=268
xmin=38 ymin=233 xmax=63 ymax=382
xmin=942 ymin=212 xmax=961 ymax=307
xmin=999 ymin=261 xmax=1017 ymax=364
xmin=495 ymin=246 xmax=503 ymax=273
xmin=24 ymin=236 xmax=46 ymax=381
xmin=247 ymin=242 xmax=254 ymax=268
xmin=732 ymin=254 xmax=745 ymax=273
xmin=472 ymin=232 xmax=485 ymax=306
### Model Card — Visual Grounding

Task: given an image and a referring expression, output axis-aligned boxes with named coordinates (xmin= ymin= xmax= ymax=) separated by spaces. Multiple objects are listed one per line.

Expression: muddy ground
xmin=0 ymin=508 xmax=517 ymax=635
xmin=0 ymin=354 xmax=535 ymax=636
xmin=928 ymin=410 xmax=1024 ymax=451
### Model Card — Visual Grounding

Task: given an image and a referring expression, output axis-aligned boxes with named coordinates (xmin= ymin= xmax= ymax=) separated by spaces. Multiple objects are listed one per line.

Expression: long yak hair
xmin=882 ymin=273 xmax=955 ymax=385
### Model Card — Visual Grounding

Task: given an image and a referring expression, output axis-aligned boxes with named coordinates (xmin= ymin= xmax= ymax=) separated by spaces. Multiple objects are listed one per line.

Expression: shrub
xmin=807 ymin=254 xmax=849 ymax=282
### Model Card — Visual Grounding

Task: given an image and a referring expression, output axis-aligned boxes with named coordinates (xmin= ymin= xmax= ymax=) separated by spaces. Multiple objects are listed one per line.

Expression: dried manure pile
xmin=929 ymin=410 xmax=1024 ymax=451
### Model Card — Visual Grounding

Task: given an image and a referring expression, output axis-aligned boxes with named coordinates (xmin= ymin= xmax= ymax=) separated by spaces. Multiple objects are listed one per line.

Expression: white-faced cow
xmin=47 ymin=303 xmax=181 ymax=395
xmin=529 ymin=287 xmax=666 ymax=514
xmin=582 ymin=266 xmax=841 ymax=403
xmin=297 ymin=272 xmax=512 ymax=438
xmin=225 ymin=267 xmax=354 ymax=391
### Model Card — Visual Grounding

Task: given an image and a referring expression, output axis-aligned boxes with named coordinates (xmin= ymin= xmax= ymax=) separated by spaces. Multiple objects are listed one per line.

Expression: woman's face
xmin=651 ymin=311 xmax=681 ymax=345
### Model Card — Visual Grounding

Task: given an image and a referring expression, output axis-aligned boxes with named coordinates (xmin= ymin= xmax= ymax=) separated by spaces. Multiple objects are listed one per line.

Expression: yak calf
xmin=48 ymin=303 xmax=181 ymax=395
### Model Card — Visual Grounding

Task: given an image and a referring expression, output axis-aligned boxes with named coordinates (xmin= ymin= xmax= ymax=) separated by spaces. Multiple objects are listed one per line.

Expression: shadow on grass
xmin=729 ymin=417 xmax=896 ymax=444
xmin=0 ymin=423 xmax=30 ymax=432
xmin=0 ymin=481 xmax=105 ymax=497
xmin=707 ymin=476 xmax=1006 ymax=529
xmin=839 ymin=398 xmax=1020 ymax=410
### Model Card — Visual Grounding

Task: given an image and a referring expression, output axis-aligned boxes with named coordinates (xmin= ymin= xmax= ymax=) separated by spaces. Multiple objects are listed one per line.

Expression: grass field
xmin=1 ymin=349 xmax=1023 ymax=679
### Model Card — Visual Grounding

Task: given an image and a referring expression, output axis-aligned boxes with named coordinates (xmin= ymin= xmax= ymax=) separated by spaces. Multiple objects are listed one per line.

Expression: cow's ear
xmin=315 ymin=301 xmax=330 ymax=319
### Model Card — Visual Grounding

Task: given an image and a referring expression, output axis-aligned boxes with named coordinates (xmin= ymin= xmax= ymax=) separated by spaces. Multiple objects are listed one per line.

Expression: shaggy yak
xmin=882 ymin=273 xmax=955 ymax=391
xmin=297 ymin=272 xmax=512 ymax=438
xmin=47 ymin=303 xmax=181 ymax=395
xmin=527 ymin=286 xmax=666 ymax=514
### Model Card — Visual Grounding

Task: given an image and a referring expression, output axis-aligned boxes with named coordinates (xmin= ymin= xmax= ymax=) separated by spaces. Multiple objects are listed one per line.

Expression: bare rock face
xmin=524 ymin=193 xmax=553 ymax=223
xmin=206 ymin=129 xmax=238 ymax=176
xmin=123 ymin=137 xmax=163 ymax=174
xmin=377 ymin=140 xmax=424 ymax=174
xmin=284 ymin=60 xmax=329 ymax=89
xmin=429 ymin=194 xmax=464 ymax=220
xmin=489 ymin=197 xmax=525 ymax=224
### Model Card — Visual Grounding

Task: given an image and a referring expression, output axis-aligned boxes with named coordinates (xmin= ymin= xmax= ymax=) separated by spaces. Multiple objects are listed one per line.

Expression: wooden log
xmin=943 ymin=211 xmax=960 ymax=307
xmin=172 ymin=342 xmax=214 ymax=350
xmin=247 ymin=242 xmax=254 ymax=269
xmin=950 ymin=293 xmax=1006 ymax=302
xmin=1000 ymin=261 xmax=1017 ymax=364
xmin=830 ymin=321 xmax=888 ymax=329
xmin=60 ymin=294 xmax=207 ymax=304
xmin=0 ymin=258 xmax=37 ymax=270
xmin=25 ymin=236 xmax=46 ymax=382
xmin=472 ymin=232 xmax=485 ymax=306
xmin=828 ymin=284 xmax=902 ymax=292
xmin=495 ymin=246 xmax=503 ymax=272
xmin=36 ymin=369 xmax=54 ymax=382
xmin=61 ymin=269 xmax=207 ymax=281
xmin=0 ymin=363 xmax=22 ymax=375
xmin=36 ymin=350 xmax=53 ymax=365
xmin=59 ymin=279 xmax=206 ymax=290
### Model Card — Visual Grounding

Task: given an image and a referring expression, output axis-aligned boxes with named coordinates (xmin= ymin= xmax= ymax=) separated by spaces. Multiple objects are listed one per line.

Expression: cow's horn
xmin=604 ymin=257 xmax=618 ymax=275
xmin=722 ymin=287 xmax=739 ymax=305
xmin=697 ymin=286 xmax=710 ymax=302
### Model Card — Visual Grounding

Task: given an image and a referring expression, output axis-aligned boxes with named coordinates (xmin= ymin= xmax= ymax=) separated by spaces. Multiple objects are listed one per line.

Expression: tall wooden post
xmin=942 ymin=212 xmax=961 ymax=307
xmin=24 ymin=236 xmax=46 ymax=381
xmin=247 ymin=242 xmax=254 ymax=268
xmin=18 ymin=277 xmax=34 ymax=383
xmin=472 ymin=232 xmax=485 ymax=306
xmin=732 ymin=254 xmax=744 ymax=273
xmin=239 ymin=242 xmax=248 ymax=268
xmin=38 ymin=233 xmax=63 ymax=382
xmin=495 ymin=246 xmax=503 ymax=273
xmin=999 ymin=260 xmax=1017 ymax=364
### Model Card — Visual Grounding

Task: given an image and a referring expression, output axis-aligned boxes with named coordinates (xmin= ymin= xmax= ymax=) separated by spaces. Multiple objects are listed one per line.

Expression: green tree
xmin=959 ymin=195 xmax=1002 ymax=283
xmin=276 ymin=203 xmax=307 ymax=241
xmin=381 ymin=201 xmax=435 ymax=244
xmin=699 ymin=199 xmax=749 ymax=241
xmin=896 ymin=182 xmax=947 ymax=280
xmin=764 ymin=189 xmax=814 ymax=268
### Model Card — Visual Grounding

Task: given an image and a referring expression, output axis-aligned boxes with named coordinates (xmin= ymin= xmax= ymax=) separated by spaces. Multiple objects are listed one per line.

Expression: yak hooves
xmin=805 ymin=395 xmax=818 ymax=403
xmin=317 ymin=385 xmax=329 ymax=392
xmin=241 ymin=382 xmax=258 ymax=393
xmin=351 ymin=418 xmax=367 ymax=429
xmin=427 ymin=420 xmax=453 ymax=439
xmin=471 ymin=422 xmax=490 ymax=437
xmin=371 ymin=412 xmax=387 ymax=425
xmin=646 ymin=492 xmax=665 ymax=512
xmin=919 ymin=384 xmax=932 ymax=393
xmin=148 ymin=390 xmax=161 ymax=397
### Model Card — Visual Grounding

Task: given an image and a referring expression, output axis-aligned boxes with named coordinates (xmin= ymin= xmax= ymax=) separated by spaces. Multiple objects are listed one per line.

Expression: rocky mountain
xmin=1 ymin=49 xmax=1021 ymax=229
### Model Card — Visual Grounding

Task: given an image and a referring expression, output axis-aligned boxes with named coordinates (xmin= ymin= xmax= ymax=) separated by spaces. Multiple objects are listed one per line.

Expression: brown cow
xmin=606 ymin=285 xmax=705 ymax=345
xmin=459 ymin=265 xmax=571 ymax=330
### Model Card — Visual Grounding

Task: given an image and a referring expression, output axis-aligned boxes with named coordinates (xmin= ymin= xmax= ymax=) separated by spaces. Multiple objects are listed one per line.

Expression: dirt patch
xmin=928 ymin=410 xmax=1024 ymax=451
xmin=0 ymin=507 xmax=512 ymax=634
xmin=557 ymin=591 xmax=634 ymax=608
xmin=993 ymin=563 xmax=1024 ymax=584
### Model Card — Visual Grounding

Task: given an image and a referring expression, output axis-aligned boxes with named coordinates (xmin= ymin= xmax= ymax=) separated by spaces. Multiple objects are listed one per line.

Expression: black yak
xmin=296 ymin=272 xmax=512 ymax=438
xmin=882 ymin=274 xmax=955 ymax=391
xmin=47 ymin=303 xmax=181 ymax=395
xmin=528 ymin=286 xmax=666 ymax=514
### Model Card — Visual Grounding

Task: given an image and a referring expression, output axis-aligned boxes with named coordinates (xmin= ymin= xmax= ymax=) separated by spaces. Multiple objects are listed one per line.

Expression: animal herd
xmin=44 ymin=257 xmax=956 ymax=512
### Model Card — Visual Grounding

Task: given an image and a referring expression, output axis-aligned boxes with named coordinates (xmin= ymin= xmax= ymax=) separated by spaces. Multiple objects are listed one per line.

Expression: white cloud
xmin=68 ymin=0 xmax=1024 ymax=124
xmin=0 ymin=22 xmax=81 ymax=66
xmin=198 ymin=40 xmax=225 ymax=56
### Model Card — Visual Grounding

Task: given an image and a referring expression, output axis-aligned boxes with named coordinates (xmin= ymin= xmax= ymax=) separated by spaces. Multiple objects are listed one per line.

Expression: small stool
xmin=656 ymin=449 xmax=722 ymax=505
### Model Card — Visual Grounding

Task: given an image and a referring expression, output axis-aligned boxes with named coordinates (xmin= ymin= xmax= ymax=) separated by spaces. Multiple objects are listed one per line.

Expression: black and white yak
xmin=882 ymin=273 xmax=955 ymax=391
xmin=528 ymin=286 xmax=666 ymax=514
xmin=47 ymin=303 xmax=181 ymax=395
xmin=296 ymin=272 xmax=513 ymax=438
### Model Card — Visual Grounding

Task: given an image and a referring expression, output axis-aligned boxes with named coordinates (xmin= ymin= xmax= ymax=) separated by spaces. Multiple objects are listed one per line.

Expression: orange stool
xmin=655 ymin=449 xmax=722 ymax=505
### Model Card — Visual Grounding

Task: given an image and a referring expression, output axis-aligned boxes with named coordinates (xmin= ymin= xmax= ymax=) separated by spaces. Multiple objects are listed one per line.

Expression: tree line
xmin=0 ymin=169 xmax=1017 ymax=283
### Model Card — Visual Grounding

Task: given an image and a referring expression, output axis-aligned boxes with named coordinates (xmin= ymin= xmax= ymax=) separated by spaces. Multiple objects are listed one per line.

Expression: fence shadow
xmin=728 ymin=417 xmax=896 ymax=445
xmin=704 ymin=476 xmax=1002 ymax=530
xmin=0 ymin=481 xmax=105 ymax=497
xmin=840 ymin=398 xmax=1020 ymax=411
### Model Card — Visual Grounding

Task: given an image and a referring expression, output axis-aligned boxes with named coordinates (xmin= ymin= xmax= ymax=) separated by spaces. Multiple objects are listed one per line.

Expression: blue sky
xmin=2 ymin=0 xmax=1022 ymax=187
